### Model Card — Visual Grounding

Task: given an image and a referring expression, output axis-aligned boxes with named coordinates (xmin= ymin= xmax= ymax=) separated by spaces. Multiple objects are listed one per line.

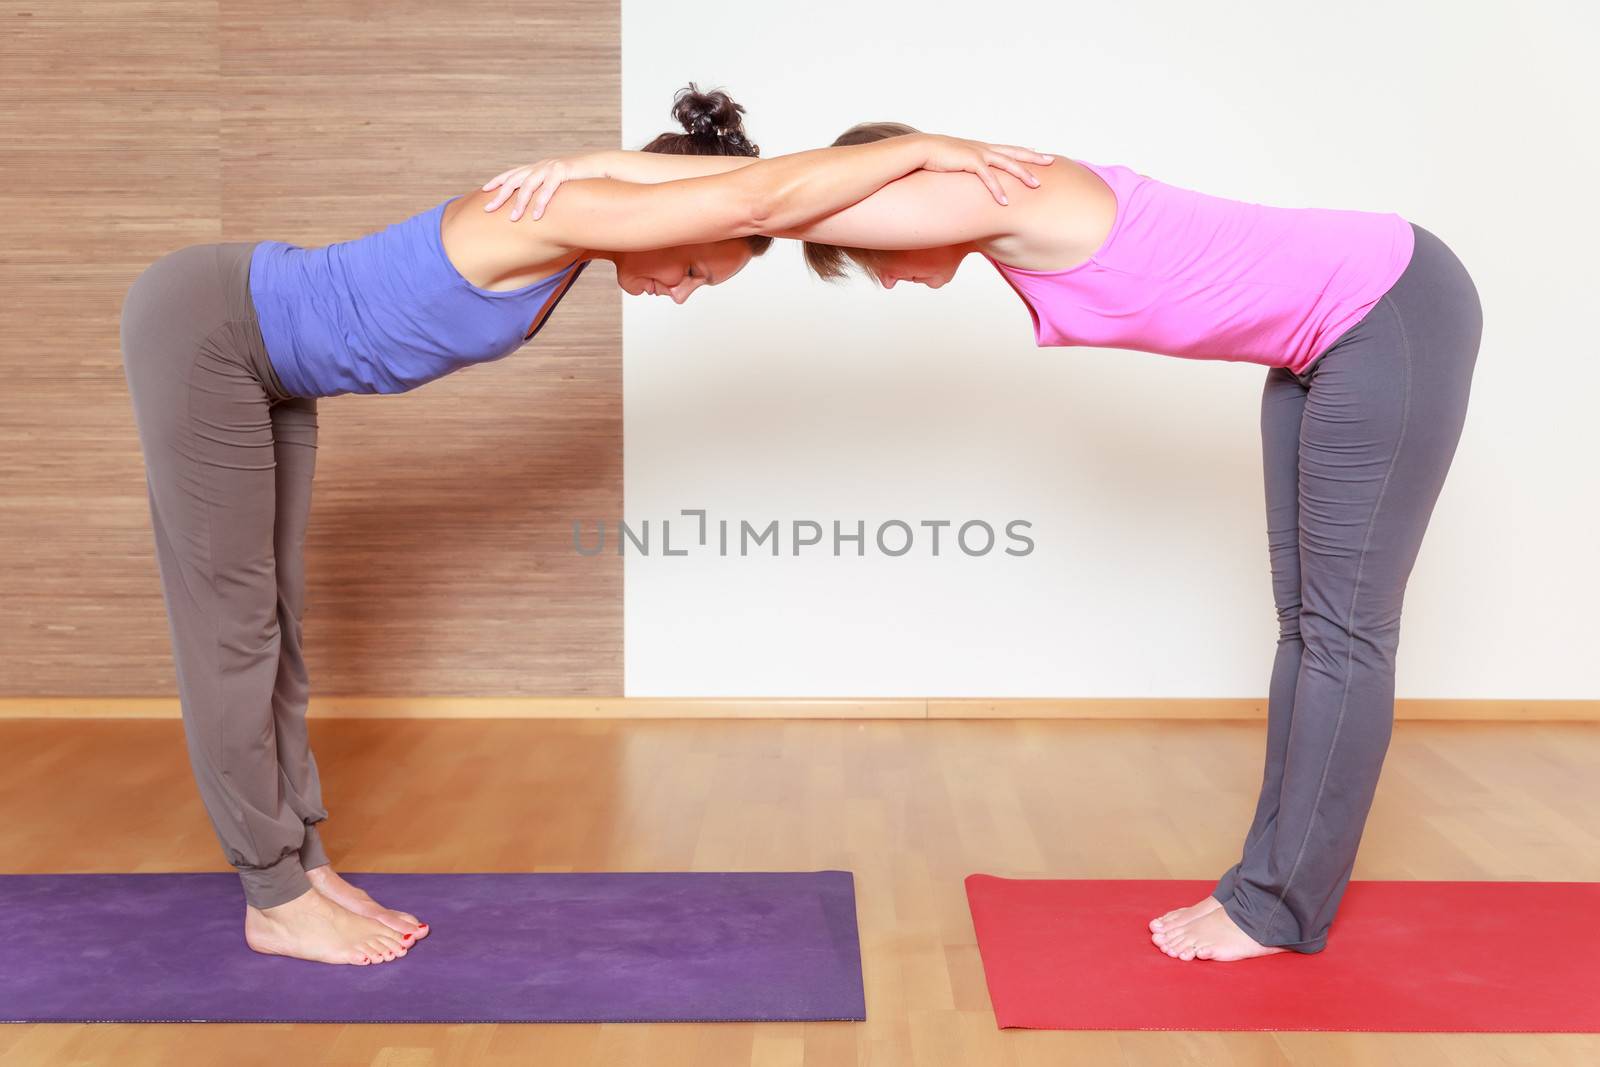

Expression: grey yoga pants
xmin=1213 ymin=221 xmax=1483 ymax=951
xmin=120 ymin=241 xmax=327 ymax=910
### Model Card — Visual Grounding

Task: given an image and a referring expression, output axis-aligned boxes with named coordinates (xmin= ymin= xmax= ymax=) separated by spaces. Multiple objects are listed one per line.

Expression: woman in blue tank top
xmin=119 ymin=85 xmax=1049 ymax=968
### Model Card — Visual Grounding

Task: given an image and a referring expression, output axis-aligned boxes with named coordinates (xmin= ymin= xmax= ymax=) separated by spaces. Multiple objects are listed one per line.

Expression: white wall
xmin=620 ymin=0 xmax=1600 ymax=699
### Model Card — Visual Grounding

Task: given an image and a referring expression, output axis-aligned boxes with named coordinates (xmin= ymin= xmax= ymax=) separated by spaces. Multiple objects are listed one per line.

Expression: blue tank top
xmin=248 ymin=197 xmax=587 ymax=397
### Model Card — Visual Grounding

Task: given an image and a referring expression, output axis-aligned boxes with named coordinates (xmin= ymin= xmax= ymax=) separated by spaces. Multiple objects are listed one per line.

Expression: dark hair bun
xmin=641 ymin=83 xmax=760 ymax=158
xmin=671 ymin=83 xmax=754 ymax=151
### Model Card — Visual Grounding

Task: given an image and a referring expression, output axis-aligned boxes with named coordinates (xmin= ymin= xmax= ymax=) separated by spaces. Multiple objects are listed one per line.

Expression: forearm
xmin=729 ymin=137 xmax=930 ymax=233
xmin=596 ymin=149 xmax=757 ymax=184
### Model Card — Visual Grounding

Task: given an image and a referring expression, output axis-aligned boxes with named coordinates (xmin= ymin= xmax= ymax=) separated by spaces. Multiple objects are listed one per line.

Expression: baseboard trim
xmin=0 ymin=697 xmax=1594 ymax=721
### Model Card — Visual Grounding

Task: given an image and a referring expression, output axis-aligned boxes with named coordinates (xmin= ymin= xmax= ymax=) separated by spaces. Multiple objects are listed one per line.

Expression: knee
xmin=1297 ymin=607 xmax=1349 ymax=672
xmin=1352 ymin=609 xmax=1403 ymax=669
xmin=1299 ymin=605 xmax=1402 ymax=673
xmin=1274 ymin=600 xmax=1302 ymax=644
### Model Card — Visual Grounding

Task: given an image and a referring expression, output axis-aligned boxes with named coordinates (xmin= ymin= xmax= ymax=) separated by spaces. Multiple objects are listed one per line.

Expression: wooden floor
xmin=3 ymin=716 xmax=1598 ymax=1066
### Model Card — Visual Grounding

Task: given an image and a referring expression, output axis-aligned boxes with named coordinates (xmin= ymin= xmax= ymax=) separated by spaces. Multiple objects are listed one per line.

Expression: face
xmin=614 ymin=239 xmax=756 ymax=304
xmin=864 ymin=246 xmax=969 ymax=290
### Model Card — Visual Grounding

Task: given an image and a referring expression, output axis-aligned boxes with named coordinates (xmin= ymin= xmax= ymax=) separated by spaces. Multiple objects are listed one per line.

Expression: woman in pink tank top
xmin=486 ymin=123 xmax=1482 ymax=964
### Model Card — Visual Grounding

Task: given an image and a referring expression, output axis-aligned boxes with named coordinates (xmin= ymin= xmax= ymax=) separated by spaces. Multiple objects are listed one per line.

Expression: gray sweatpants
xmin=1213 ymin=222 xmax=1483 ymax=951
xmin=120 ymin=241 xmax=329 ymax=910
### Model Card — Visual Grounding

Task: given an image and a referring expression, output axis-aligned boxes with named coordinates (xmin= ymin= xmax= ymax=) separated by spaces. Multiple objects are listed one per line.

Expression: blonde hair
xmin=801 ymin=122 xmax=921 ymax=280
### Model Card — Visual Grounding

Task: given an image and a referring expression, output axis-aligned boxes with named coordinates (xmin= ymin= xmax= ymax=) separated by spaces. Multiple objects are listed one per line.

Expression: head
xmin=613 ymin=84 xmax=772 ymax=303
xmin=801 ymin=121 xmax=970 ymax=290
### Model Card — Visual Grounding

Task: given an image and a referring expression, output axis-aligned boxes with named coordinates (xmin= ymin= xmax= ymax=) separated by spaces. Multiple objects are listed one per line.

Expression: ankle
xmin=250 ymin=885 xmax=322 ymax=921
xmin=239 ymin=851 xmax=312 ymax=911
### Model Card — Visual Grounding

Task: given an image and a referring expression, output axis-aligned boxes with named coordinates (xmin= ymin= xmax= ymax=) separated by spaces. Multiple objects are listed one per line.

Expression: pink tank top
xmin=987 ymin=160 xmax=1415 ymax=374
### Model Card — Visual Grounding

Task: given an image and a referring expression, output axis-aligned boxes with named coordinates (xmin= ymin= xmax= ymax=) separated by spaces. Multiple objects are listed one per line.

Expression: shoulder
xmin=439 ymin=188 xmax=578 ymax=290
xmin=981 ymin=156 xmax=1120 ymax=271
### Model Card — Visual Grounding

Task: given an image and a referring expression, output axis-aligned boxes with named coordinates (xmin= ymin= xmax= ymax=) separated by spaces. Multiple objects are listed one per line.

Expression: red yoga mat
xmin=965 ymin=876 xmax=1600 ymax=1032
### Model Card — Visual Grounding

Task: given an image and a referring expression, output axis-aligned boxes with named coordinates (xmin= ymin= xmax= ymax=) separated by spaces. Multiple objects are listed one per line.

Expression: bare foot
xmin=307 ymin=865 xmax=429 ymax=942
xmin=1149 ymin=894 xmax=1222 ymax=935
xmin=244 ymin=887 xmax=412 ymax=965
xmin=1150 ymin=906 xmax=1289 ymax=962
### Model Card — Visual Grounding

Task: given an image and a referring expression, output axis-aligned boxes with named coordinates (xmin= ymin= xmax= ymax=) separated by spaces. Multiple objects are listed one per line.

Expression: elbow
xmin=743 ymin=187 xmax=777 ymax=237
xmin=733 ymin=167 xmax=781 ymax=237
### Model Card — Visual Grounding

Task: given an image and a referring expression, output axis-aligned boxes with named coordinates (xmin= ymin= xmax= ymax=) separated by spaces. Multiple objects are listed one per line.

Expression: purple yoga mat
xmin=0 ymin=871 xmax=865 ymax=1024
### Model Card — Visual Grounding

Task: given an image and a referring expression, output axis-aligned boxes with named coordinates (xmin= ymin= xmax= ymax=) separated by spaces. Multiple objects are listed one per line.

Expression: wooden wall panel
xmin=0 ymin=1 xmax=622 ymax=697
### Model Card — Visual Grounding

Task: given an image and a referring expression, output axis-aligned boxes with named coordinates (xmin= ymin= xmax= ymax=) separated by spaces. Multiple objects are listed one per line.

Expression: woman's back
xmin=249 ymin=197 xmax=584 ymax=398
xmin=989 ymin=160 xmax=1414 ymax=373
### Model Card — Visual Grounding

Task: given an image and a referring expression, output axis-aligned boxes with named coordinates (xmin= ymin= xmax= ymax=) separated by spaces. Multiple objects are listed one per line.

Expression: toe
xmin=376 ymin=909 xmax=426 ymax=939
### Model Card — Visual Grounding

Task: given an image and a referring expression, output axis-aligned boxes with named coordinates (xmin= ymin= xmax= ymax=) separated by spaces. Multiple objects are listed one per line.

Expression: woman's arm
xmin=767 ymin=167 xmax=1027 ymax=249
xmin=519 ymin=135 xmax=1049 ymax=254
xmin=483 ymin=150 xmax=758 ymax=221
xmin=588 ymin=149 xmax=758 ymax=183
xmin=773 ymin=158 xmax=1092 ymax=272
